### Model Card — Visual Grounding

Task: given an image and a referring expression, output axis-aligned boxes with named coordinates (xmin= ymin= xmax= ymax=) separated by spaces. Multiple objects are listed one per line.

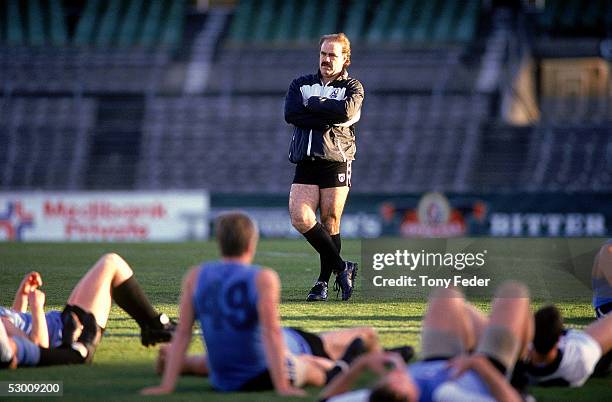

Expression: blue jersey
xmin=0 ymin=306 xmax=63 ymax=347
xmin=593 ymin=239 xmax=612 ymax=309
xmin=193 ymin=261 xmax=266 ymax=391
xmin=408 ymin=360 xmax=492 ymax=402
xmin=283 ymin=328 xmax=312 ymax=355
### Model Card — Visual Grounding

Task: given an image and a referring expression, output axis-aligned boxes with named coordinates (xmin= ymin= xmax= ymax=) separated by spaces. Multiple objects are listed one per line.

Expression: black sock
xmin=331 ymin=233 xmax=341 ymax=253
xmin=303 ymin=223 xmax=344 ymax=274
xmin=318 ymin=233 xmax=343 ymax=282
xmin=326 ymin=338 xmax=366 ymax=384
xmin=111 ymin=276 xmax=159 ymax=329
xmin=39 ymin=345 xmax=87 ymax=366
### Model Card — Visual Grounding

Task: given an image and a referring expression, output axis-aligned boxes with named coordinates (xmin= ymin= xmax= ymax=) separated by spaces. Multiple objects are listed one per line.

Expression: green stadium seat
xmin=389 ymin=0 xmax=418 ymax=42
xmin=229 ymin=0 xmax=255 ymax=42
xmin=27 ymin=0 xmax=45 ymax=46
xmin=432 ymin=0 xmax=461 ymax=42
xmin=49 ymin=0 xmax=68 ymax=46
xmin=139 ymin=0 xmax=164 ymax=46
xmin=411 ymin=0 xmax=438 ymax=42
xmin=117 ymin=0 xmax=144 ymax=47
xmin=454 ymin=0 xmax=480 ymax=42
xmin=96 ymin=0 xmax=122 ymax=46
xmin=274 ymin=0 xmax=297 ymax=42
xmin=343 ymin=0 xmax=369 ymax=42
xmin=160 ymin=0 xmax=184 ymax=48
xmin=252 ymin=0 xmax=277 ymax=42
xmin=317 ymin=0 xmax=340 ymax=38
xmin=296 ymin=0 xmax=318 ymax=42
xmin=366 ymin=0 xmax=395 ymax=44
xmin=74 ymin=0 xmax=101 ymax=45
xmin=6 ymin=0 xmax=24 ymax=46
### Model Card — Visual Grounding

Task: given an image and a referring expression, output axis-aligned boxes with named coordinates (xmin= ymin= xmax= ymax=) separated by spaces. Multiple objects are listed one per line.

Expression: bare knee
xmin=359 ymin=327 xmax=379 ymax=350
xmin=321 ymin=214 xmax=340 ymax=234
xmin=290 ymin=211 xmax=316 ymax=233
xmin=99 ymin=253 xmax=133 ymax=278
xmin=495 ymin=281 xmax=529 ymax=299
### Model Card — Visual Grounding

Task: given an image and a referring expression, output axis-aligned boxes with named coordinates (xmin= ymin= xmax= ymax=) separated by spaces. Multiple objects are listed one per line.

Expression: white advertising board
xmin=0 ymin=192 xmax=209 ymax=241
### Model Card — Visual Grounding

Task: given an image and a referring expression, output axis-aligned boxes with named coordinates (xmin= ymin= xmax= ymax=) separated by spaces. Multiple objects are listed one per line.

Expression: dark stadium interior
xmin=0 ymin=0 xmax=610 ymax=194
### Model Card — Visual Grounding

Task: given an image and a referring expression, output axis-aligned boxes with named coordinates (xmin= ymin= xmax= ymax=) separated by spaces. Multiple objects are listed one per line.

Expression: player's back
xmin=193 ymin=261 xmax=266 ymax=391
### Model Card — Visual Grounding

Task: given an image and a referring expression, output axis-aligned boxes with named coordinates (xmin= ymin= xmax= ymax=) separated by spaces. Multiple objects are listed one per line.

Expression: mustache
xmin=321 ymin=62 xmax=332 ymax=67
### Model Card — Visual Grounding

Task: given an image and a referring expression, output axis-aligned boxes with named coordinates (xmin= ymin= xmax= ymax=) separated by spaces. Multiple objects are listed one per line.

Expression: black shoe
xmin=385 ymin=345 xmax=415 ymax=363
xmin=307 ymin=281 xmax=328 ymax=301
xmin=333 ymin=261 xmax=358 ymax=301
xmin=141 ymin=314 xmax=176 ymax=347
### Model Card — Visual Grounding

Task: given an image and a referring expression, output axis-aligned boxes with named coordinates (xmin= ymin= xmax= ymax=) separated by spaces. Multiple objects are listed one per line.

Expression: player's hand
xmin=276 ymin=385 xmax=306 ymax=397
xmin=28 ymin=289 xmax=46 ymax=310
xmin=140 ymin=385 xmax=173 ymax=395
xmin=20 ymin=272 xmax=42 ymax=295
xmin=448 ymin=354 xmax=484 ymax=378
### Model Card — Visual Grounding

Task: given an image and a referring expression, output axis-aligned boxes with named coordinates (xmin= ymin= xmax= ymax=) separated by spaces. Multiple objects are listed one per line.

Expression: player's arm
xmin=28 ymin=290 xmax=49 ymax=348
xmin=256 ymin=268 xmax=305 ymax=396
xmin=13 ymin=272 xmax=43 ymax=313
xmin=446 ymin=354 xmax=522 ymax=402
xmin=284 ymin=79 xmax=331 ymax=130
xmin=305 ymin=80 xmax=364 ymax=125
xmin=141 ymin=267 xmax=198 ymax=395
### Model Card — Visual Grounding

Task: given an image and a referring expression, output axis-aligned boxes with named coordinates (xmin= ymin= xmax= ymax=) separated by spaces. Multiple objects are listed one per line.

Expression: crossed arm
xmin=284 ymin=79 xmax=364 ymax=129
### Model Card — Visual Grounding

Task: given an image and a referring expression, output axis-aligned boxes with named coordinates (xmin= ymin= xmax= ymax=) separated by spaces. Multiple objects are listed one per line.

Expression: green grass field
xmin=0 ymin=240 xmax=610 ymax=401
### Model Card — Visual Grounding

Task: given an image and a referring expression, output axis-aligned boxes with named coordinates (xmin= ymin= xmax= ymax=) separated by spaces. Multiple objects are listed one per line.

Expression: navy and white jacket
xmin=284 ymin=70 xmax=364 ymax=163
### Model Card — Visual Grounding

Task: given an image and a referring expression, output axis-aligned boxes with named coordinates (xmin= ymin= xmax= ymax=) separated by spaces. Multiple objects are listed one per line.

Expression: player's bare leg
xmin=66 ymin=253 xmax=133 ymax=327
xmin=421 ymin=288 xmax=479 ymax=357
xmin=66 ymin=253 xmax=174 ymax=346
xmin=477 ymin=282 xmax=532 ymax=368
xmin=320 ymin=187 xmax=349 ymax=236
xmin=320 ymin=327 xmax=380 ymax=360
xmin=156 ymin=345 xmax=209 ymax=376
xmin=289 ymin=184 xmax=319 ymax=233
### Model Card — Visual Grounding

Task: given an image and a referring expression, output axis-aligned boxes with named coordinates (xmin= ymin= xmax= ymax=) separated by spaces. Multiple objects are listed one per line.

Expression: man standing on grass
xmin=284 ymin=33 xmax=364 ymax=302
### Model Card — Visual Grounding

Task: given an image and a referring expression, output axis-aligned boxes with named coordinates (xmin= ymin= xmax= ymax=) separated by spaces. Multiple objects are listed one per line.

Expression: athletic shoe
xmin=141 ymin=314 xmax=177 ymax=347
xmin=333 ymin=261 xmax=358 ymax=301
xmin=306 ymin=281 xmax=328 ymax=301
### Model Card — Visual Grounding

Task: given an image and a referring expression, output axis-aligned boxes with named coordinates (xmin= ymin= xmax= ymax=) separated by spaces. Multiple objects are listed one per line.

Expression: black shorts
xmin=61 ymin=305 xmax=103 ymax=361
xmin=293 ymin=158 xmax=352 ymax=188
xmin=238 ymin=328 xmax=329 ymax=391
xmin=595 ymin=301 xmax=612 ymax=318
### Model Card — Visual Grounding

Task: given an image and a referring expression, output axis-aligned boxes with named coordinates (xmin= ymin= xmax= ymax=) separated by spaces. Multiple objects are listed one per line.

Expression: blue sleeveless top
xmin=193 ymin=261 xmax=267 ymax=391
xmin=593 ymin=239 xmax=612 ymax=309
xmin=0 ymin=306 xmax=63 ymax=347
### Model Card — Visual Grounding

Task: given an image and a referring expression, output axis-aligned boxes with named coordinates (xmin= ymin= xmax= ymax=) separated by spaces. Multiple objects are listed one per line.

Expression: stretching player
xmin=321 ymin=282 xmax=533 ymax=402
xmin=524 ymin=304 xmax=612 ymax=386
xmin=592 ymin=240 xmax=612 ymax=318
xmin=142 ymin=212 xmax=397 ymax=396
xmin=0 ymin=253 xmax=175 ymax=367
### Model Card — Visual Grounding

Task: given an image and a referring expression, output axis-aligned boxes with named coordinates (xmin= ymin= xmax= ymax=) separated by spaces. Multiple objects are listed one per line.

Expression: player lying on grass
xmin=142 ymin=212 xmax=410 ymax=396
xmin=0 ymin=253 xmax=175 ymax=368
xmin=521 ymin=304 xmax=612 ymax=387
xmin=153 ymin=326 xmax=413 ymax=378
xmin=321 ymin=282 xmax=533 ymax=402
xmin=592 ymin=239 xmax=612 ymax=318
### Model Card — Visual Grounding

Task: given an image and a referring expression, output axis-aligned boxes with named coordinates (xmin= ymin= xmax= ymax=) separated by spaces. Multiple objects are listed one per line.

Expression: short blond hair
xmin=319 ymin=33 xmax=351 ymax=68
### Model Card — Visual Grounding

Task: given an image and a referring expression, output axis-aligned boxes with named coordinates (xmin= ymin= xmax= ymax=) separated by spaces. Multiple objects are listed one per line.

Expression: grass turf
xmin=0 ymin=240 xmax=610 ymax=401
